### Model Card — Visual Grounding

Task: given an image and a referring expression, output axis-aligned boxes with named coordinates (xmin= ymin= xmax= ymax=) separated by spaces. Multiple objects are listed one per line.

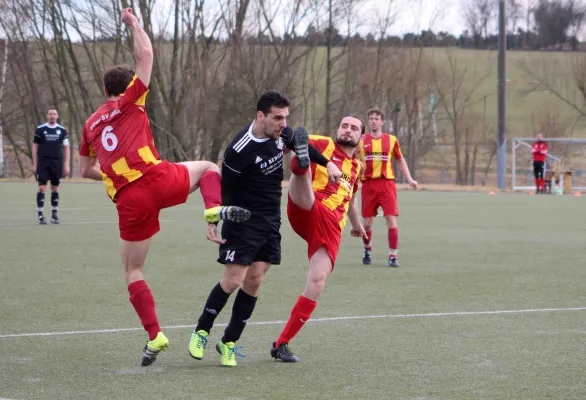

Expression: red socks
xmin=200 ymin=170 xmax=222 ymax=208
xmin=536 ymin=178 xmax=546 ymax=191
xmin=363 ymin=229 xmax=399 ymax=253
xmin=290 ymin=156 xmax=308 ymax=176
xmin=276 ymin=295 xmax=317 ymax=347
xmin=128 ymin=280 xmax=160 ymax=341
xmin=388 ymin=228 xmax=398 ymax=252
xmin=362 ymin=230 xmax=372 ymax=249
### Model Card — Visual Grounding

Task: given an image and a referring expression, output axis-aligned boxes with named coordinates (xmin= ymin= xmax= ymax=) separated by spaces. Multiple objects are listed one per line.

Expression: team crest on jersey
xmin=56 ymin=129 xmax=61 ymax=135
xmin=276 ymin=137 xmax=284 ymax=150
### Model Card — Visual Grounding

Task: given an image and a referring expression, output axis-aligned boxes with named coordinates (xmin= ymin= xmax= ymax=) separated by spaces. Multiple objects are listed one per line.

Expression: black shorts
xmin=36 ymin=158 xmax=63 ymax=186
xmin=533 ymin=161 xmax=545 ymax=179
xmin=218 ymin=218 xmax=281 ymax=266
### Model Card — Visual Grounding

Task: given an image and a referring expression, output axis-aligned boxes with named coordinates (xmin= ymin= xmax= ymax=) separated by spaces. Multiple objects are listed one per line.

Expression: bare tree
xmin=433 ymin=48 xmax=491 ymax=185
xmin=508 ymin=0 xmax=524 ymax=32
xmin=519 ymin=54 xmax=586 ymax=120
xmin=523 ymin=0 xmax=538 ymax=47
xmin=0 ymin=39 xmax=7 ymax=176
xmin=463 ymin=0 xmax=496 ymax=47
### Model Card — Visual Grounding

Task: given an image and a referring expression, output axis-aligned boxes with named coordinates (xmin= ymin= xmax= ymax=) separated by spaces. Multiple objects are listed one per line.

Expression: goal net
xmin=511 ymin=138 xmax=586 ymax=191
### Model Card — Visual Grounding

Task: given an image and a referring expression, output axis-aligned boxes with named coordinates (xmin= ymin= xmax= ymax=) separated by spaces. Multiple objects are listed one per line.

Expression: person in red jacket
xmin=532 ymin=133 xmax=548 ymax=193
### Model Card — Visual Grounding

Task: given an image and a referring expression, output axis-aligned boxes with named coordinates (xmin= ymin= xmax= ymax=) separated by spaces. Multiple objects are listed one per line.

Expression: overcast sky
xmin=146 ymin=0 xmax=470 ymax=38
xmin=0 ymin=0 xmax=472 ymax=40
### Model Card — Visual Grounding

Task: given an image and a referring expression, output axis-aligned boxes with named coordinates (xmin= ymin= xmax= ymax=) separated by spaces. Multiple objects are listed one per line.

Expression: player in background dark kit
xmin=32 ymin=109 xmax=70 ymax=225
xmin=188 ymin=90 xmax=343 ymax=367
xmin=532 ymin=133 xmax=548 ymax=194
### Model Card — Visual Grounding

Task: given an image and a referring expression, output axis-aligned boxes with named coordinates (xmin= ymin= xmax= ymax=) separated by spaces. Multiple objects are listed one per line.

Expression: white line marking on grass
xmin=1 ymin=307 xmax=584 ymax=339
xmin=0 ymin=220 xmax=176 ymax=227
xmin=0 ymin=221 xmax=120 ymax=227
xmin=0 ymin=207 xmax=113 ymax=211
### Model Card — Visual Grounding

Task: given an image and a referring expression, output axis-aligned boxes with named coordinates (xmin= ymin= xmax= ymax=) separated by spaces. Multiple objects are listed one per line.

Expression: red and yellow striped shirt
xmin=358 ymin=133 xmax=402 ymax=180
xmin=309 ymin=135 xmax=361 ymax=230
xmin=80 ymin=76 xmax=160 ymax=201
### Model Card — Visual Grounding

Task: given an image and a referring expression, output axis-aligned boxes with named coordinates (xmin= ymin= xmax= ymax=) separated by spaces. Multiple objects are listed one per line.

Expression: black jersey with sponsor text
xmin=221 ymin=122 xmax=293 ymax=221
xmin=34 ymin=124 xmax=69 ymax=159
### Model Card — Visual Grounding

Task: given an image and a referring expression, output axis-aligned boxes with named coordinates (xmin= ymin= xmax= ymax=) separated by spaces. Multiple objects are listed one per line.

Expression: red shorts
xmin=287 ymin=195 xmax=342 ymax=269
xmin=361 ymin=178 xmax=398 ymax=218
xmin=115 ymin=161 xmax=190 ymax=241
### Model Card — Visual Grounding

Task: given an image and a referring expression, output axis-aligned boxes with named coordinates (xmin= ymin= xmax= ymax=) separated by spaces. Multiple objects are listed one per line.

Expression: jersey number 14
xmin=225 ymin=250 xmax=235 ymax=262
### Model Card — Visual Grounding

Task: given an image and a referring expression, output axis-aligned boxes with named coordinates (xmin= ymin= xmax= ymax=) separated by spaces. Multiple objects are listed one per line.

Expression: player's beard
xmin=336 ymin=137 xmax=359 ymax=147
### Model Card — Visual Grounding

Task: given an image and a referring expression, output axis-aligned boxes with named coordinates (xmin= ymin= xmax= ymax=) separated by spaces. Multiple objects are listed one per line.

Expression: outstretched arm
xmin=398 ymin=158 xmax=418 ymax=189
xmin=348 ymin=193 xmax=366 ymax=238
xmin=220 ymin=146 xmax=246 ymax=206
xmin=308 ymin=145 xmax=328 ymax=166
xmin=284 ymin=126 xmax=341 ymax=183
xmin=121 ymin=8 xmax=153 ymax=87
xmin=308 ymin=145 xmax=341 ymax=183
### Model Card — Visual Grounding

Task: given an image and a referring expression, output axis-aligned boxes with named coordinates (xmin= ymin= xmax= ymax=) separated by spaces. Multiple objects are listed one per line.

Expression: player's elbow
xmin=135 ymin=49 xmax=153 ymax=63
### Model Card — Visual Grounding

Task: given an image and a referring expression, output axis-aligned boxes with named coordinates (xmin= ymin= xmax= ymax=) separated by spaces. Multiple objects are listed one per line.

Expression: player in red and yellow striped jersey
xmin=270 ymin=117 xmax=367 ymax=362
xmin=357 ymin=108 xmax=418 ymax=268
xmin=78 ymin=8 xmax=250 ymax=368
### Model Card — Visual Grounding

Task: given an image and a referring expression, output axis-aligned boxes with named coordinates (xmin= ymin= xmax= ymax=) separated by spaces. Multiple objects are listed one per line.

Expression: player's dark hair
xmin=103 ymin=65 xmax=135 ymax=97
xmin=367 ymin=108 xmax=385 ymax=120
xmin=257 ymin=91 xmax=291 ymax=115
xmin=349 ymin=114 xmax=366 ymax=135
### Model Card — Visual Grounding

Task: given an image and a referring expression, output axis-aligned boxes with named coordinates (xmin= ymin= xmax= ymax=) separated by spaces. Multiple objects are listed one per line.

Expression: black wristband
xmin=308 ymin=145 xmax=330 ymax=167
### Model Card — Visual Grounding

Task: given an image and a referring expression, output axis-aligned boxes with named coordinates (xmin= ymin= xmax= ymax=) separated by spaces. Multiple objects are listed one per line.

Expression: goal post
xmin=511 ymin=138 xmax=586 ymax=191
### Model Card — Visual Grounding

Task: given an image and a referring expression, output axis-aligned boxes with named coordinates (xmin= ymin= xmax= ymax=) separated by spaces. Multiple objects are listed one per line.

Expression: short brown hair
xmin=367 ymin=108 xmax=385 ymax=120
xmin=103 ymin=65 xmax=134 ymax=97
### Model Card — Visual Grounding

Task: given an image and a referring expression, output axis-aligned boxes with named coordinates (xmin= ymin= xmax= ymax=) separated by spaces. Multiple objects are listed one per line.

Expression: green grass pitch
xmin=1 ymin=182 xmax=585 ymax=400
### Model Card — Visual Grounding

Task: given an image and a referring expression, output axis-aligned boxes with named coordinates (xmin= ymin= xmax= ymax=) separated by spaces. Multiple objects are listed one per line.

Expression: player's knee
xmin=385 ymin=217 xmax=397 ymax=228
xmin=187 ymin=160 xmax=218 ymax=175
xmin=38 ymin=185 xmax=47 ymax=193
xmin=220 ymin=274 xmax=242 ymax=293
xmin=125 ymin=265 xmax=145 ymax=284
xmin=363 ymin=224 xmax=372 ymax=232
xmin=307 ymin=273 xmax=327 ymax=293
xmin=243 ymin=274 xmax=264 ymax=296
xmin=205 ymin=161 xmax=220 ymax=174
xmin=304 ymin=276 xmax=326 ymax=300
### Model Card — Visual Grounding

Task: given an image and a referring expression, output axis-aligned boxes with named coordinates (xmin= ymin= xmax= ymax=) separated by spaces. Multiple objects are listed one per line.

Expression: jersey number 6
xmin=102 ymin=125 xmax=118 ymax=152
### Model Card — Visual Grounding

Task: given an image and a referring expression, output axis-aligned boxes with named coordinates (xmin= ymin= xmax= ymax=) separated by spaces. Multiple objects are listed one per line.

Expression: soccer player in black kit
xmin=188 ymin=91 xmax=342 ymax=367
xmin=32 ymin=109 xmax=70 ymax=225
